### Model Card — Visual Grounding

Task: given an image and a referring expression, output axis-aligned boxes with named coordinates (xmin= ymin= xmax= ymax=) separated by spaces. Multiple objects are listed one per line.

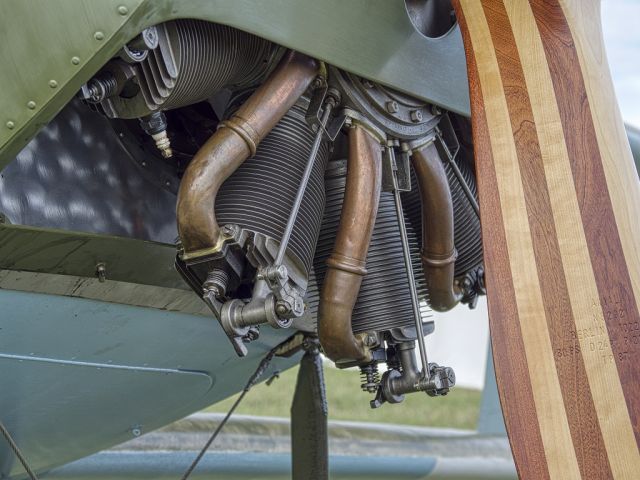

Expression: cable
xmin=180 ymin=343 xmax=281 ymax=479
xmin=0 ymin=419 xmax=39 ymax=480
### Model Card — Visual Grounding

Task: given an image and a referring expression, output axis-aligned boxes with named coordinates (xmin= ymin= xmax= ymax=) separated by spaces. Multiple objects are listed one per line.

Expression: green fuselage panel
xmin=0 ymin=0 xmax=469 ymax=166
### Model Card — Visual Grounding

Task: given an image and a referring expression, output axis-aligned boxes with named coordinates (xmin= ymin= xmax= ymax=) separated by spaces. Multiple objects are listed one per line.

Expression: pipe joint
xmin=218 ymin=117 xmax=260 ymax=156
xmin=421 ymin=248 xmax=458 ymax=267
xmin=326 ymin=253 xmax=367 ymax=276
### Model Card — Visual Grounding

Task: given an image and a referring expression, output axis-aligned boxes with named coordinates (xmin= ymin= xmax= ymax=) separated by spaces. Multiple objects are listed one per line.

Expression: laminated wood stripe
xmin=453 ymin=0 xmax=640 ymax=477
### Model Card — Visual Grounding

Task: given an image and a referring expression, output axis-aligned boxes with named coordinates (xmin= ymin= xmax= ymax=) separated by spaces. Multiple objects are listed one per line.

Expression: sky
xmin=427 ymin=1 xmax=640 ymax=390
xmin=602 ymin=0 xmax=640 ymax=127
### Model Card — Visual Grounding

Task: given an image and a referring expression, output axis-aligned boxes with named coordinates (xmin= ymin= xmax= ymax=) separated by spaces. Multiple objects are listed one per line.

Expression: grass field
xmin=206 ymin=364 xmax=482 ymax=430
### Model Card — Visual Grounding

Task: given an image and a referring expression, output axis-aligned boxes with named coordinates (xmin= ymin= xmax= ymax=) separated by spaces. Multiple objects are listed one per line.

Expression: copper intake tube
xmin=176 ymin=51 xmax=319 ymax=259
xmin=318 ymin=126 xmax=382 ymax=364
xmin=412 ymin=141 xmax=462 ymax=311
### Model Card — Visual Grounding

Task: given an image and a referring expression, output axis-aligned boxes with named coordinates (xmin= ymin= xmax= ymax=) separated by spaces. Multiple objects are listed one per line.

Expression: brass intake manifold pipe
xmin=412 ymin=141 xmax=462 ymax=312
xmin=177 ymin=51 xmax=319 ymax=259
xmin=318 ymin=126 xmax=382 ymax=364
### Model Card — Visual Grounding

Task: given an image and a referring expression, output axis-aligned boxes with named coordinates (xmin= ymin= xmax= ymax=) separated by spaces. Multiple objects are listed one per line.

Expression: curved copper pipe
xmin=412 ymin=141 xmax=462 ymax=312
xmin=176 ymin=51 xmax=319 ymax=259
xmin=318 ymin=126 xmax=382 ymax=364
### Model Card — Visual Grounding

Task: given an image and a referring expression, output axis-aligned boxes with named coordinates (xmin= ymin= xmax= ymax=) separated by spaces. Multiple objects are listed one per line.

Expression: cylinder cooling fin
xmin=90 ymin=20 xmax=280 ymax=119
xmin=307 ymin=159 xmax=432 ymax=334
xmin=216 ymin=97 xmax=330 ymax=281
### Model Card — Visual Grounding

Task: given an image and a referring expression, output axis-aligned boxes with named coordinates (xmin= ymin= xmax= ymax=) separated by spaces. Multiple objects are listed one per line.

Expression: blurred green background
xmin=207 ymin=365 xmax=481 ymax=430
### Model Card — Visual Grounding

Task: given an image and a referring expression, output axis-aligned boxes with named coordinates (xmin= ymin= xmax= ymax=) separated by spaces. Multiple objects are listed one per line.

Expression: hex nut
xmin=410 ymin=110 xmax=423 ymax=123
xmin=386 ymin=101 xmax=399 ymax=113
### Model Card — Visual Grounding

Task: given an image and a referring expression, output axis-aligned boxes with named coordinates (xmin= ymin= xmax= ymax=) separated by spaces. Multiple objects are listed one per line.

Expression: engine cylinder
xmin=215 ymin=98 xmax=330 ymax=277
xmin=97 ymin=20 xmax=278 ymax=119
xmin=308 ymin=160 xmax=431 ymax=334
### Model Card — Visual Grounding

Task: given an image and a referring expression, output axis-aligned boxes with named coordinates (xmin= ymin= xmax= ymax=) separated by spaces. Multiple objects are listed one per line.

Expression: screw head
xmin=386 ymin=101 xmax=399 ymax=114
xmin=6 ymin=121 xmax=15 ymax=129
xmin=117 ymin=5 xmax=129 ymax=15
xmin=71 ymin=56 xmax=80 ymax=65
xmin=48 ymin=80 xmax=58 ymax=88
xmin=94 ymin=31 xmax=105 ymax=41
xmin=26 ymin=101 xmax=36 ymax=110
xmin=410 ymin=110 xmax=423 ymax=123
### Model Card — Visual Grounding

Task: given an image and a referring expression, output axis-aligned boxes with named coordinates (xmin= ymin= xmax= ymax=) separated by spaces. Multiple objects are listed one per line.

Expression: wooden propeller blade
xmin=452 ymin=1 xmax=640 ymax=478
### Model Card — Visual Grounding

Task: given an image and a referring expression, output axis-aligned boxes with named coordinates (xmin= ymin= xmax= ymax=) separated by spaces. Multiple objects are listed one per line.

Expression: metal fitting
xmin=386 ymin=100 xmax=399 ymax=113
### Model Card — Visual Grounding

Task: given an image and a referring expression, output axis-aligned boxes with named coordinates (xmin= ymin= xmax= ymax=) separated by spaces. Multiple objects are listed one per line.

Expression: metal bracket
xmin=305 ymin=85 xmax=345 ymax=141
xmin=434 ymin=114 xmax=479 ymax=216
xmin=381 ymin=145 xmax=411 ymax=193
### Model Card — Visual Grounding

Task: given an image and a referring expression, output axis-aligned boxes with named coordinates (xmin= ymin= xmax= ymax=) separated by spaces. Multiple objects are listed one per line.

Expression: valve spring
xmin=360 ymin=364 xmax=380 ymax=393
xmin=203 ymin=268 xmax=230 ymax=297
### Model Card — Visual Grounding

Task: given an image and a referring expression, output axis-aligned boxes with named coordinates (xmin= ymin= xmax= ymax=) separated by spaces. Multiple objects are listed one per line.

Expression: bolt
xmin=71 ymin=56 xmax=80 ymax=65
xmin=275 ymin=302 xmax=290 ymax=316
xmin=94 ymin=31 xmax=105 ymax=41
xmin=221 ymin=224 xmax=237 ymax=237
xmin=385 ymin=101 xmax=399 ymax=114
xmin=365 ymin=333 xmax=378 ymax=347
xmin=48 ymin=80 xmax=58 ymax=88
xmin=96 ymin=263 xmax=107 ymax=282
xmin=430 ymin=105 xmax=442 ymax=116
xmin=27 ymin=101 xmax=36 ymax=110
xmin=131 ymin=426 xmax=142 ymax=437
xmin=276 ymin=265 xmax=287 ymax=280
xmin=117 ymin=5 xmax=129 ymax=15
xmin=205 ymin=284 xmax=221 ymax=297
xmin=410 ymin=110 xmax=423 ymax=123
xmin=243 ymin=327 xmax=260 ymax=343
xmin=6 ymin=121 xmax=15 ymax=130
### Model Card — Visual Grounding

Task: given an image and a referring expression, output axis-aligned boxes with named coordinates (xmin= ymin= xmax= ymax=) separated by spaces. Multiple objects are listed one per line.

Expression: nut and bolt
xmin=430 ymin=105 xmax=442 ymax=115
xmin=131 ymin=426 xmax=142 ymax=437
xmin=275 ymin=302 xmax=290 ymax=316
xmin=410 ymin=110 xmax=423 ymax=123
xmin=385 ymin=101 xmax=399 ymax=114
